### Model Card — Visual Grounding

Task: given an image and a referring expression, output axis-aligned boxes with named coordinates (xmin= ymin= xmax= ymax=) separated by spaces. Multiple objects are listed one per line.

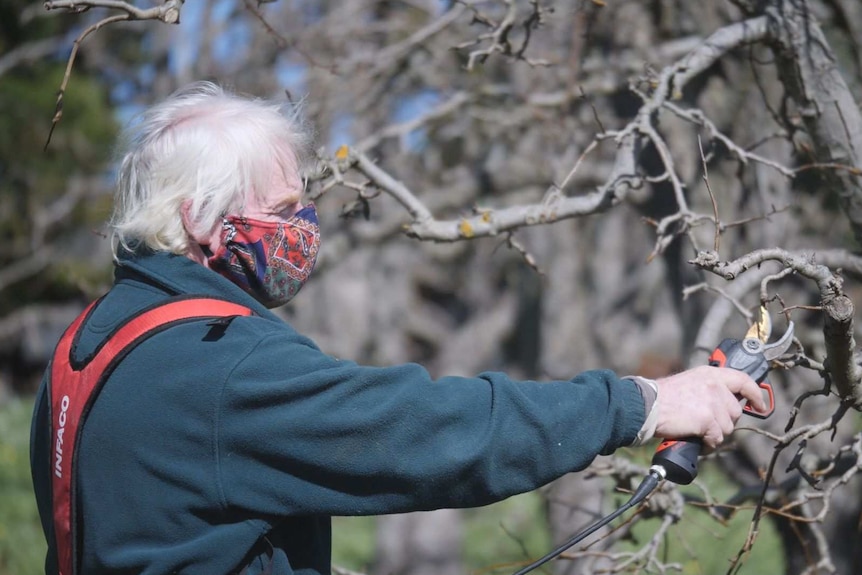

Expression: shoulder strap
xmin=48 ymin=297 xmax=254 ymax=575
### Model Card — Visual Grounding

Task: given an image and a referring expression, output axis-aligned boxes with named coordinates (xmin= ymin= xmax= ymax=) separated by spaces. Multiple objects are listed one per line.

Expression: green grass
xmin=622 ymin=488 xmax=784 ymax=574
xmin=598 ymin=449 xmax=785 ymax=575
xmin=330 ymin=463 xmax=784 ymax=575
xmin=0 ymin=397 xmax=46 ymax=575
xmin=332 ymin=515 xmax=377 ymax=570
xmin=331 ymin=493 xmax=551 ymax=575
xmin=462 ymin=492 xmax=552 ymax=572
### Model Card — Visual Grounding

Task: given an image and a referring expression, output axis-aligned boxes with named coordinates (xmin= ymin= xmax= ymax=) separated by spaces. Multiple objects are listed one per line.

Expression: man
xmin=31 ymin=82 xmax=763 ymax=575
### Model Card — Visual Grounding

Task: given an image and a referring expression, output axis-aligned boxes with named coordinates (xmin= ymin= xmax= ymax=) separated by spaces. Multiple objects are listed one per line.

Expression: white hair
xmin=110 ymin=81 xmax=313 ymax=255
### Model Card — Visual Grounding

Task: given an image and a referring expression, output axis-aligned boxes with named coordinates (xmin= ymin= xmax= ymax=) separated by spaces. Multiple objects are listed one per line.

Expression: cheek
xmin=277 ymin=201 xmax=303 ymax=220
xmin=202 ymin=222 xmax=225 ymax=253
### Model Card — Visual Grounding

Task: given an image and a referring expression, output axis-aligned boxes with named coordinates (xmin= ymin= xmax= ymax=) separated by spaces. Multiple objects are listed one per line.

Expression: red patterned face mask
xmin=207 ymin=204 xmax=321 ymax=308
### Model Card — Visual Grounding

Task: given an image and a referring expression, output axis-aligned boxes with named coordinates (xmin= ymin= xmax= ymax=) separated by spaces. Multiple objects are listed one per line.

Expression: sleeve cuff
xmin=624 ymin=376 xmax=659 ymax=446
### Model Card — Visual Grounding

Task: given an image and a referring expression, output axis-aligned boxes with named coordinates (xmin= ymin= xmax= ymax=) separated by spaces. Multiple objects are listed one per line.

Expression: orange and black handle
xmin=707 ymin=338 xmax=775 ymax=419
xmin=651 ymin=338 xmax=775 ymax=484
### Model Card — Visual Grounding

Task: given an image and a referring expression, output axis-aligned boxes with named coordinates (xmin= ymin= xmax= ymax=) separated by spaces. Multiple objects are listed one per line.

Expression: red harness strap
xmin=48 ymin=297 xmax=254 ymax=575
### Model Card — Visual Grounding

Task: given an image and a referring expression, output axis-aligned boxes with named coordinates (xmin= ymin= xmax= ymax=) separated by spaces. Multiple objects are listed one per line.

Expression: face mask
xmin=207 ymin=204 xmax=321 ymax=308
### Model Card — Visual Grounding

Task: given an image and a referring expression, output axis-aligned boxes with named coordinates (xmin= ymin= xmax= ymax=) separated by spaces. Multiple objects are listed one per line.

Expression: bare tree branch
xmin=44 ymin=0 xmax=184 ymax=22
xmin=42 ymin=0 xmax=185 ymax=147
xmin=692 ymin=248 xmax=862 ymax=409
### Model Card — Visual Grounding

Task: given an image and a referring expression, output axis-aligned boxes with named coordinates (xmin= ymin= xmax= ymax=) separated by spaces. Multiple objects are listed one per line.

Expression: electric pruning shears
xmin=509 ymin=309 xmax=796 ymax=575
xmin=651 ymin=308 xmax=795 ymax=485
xmin=510 ymin=309 xmax=795 ymax=575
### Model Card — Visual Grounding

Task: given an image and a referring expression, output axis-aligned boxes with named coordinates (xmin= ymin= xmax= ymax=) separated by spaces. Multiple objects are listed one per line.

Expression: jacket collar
xmin=114 ymin=247 xmax=277 ymax=319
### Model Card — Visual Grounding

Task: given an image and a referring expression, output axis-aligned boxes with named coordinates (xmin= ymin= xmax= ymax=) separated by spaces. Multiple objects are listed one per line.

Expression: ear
xmin=180 ymin=200 xmax=206 ymax=244
xmin=181 ymin=200 xmax=222 ymax=265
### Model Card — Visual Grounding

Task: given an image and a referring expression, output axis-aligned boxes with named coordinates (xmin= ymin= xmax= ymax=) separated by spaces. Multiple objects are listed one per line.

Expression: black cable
xmin=509 ymin=465 xmax=666 ymax=575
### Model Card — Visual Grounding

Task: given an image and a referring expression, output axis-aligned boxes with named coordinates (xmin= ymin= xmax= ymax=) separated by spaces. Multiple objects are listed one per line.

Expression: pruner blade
xmin=762 ymin=321 xmax=795 ymax=361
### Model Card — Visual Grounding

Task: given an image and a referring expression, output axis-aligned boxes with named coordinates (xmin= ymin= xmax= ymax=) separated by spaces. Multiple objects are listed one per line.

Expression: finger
xmin=719 ymin=369 xmax=766 ymax=411
xmin=716 ymin=408 xmax=735 ymax=438
xmin=721 ymin=388 xmax=744 ymax=423
xmin=703 ymin=425 xmax=723 ymax=451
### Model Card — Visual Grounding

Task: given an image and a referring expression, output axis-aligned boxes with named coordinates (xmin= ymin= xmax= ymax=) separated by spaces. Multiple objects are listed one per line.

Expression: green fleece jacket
xmin=30 ymin=248 xmax=646 ymax=575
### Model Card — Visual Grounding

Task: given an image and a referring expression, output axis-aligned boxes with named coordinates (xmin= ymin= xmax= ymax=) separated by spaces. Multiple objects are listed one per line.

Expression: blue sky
xmin=113 ymin=0 xmax=446 ymax=152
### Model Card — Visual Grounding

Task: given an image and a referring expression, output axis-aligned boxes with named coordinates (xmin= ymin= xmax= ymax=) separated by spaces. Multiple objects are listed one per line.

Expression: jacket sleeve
xmin=216 ymin=330 xmax=645 ymax=517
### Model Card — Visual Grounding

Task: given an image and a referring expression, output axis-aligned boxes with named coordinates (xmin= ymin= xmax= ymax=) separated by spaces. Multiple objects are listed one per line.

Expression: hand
xmin=653 ymin=365 xmax=764 ymax=451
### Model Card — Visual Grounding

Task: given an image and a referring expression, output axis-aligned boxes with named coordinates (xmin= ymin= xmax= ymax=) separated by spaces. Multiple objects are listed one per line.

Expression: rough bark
xmin=764 ymin=0 xmax=862 ymax=247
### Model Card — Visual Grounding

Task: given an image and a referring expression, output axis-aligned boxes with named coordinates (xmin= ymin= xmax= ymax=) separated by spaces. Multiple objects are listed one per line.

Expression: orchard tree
xmin=14 ymin=0 xmax=862 ymax=573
